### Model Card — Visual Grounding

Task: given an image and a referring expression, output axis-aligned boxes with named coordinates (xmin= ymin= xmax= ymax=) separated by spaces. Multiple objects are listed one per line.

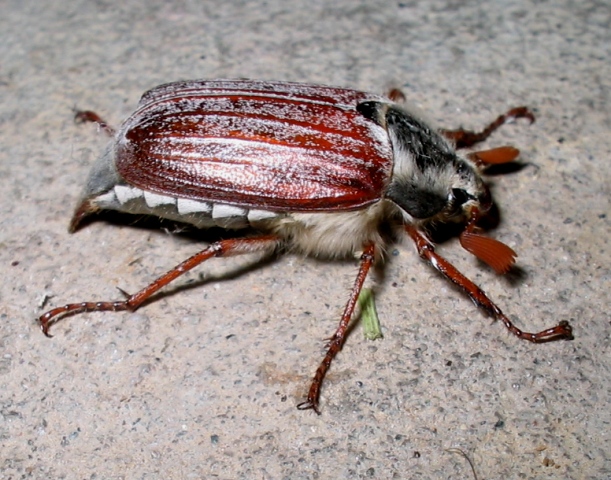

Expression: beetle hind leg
xmin=39 ymin=235 xmax=281 ymax=336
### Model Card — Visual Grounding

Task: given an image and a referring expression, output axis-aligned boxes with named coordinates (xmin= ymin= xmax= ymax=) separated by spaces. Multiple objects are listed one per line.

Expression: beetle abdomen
xmin=82 ymin=180 xmax=388 ymax=258
xmin=90 ymin=183 xmax=283 ymax=230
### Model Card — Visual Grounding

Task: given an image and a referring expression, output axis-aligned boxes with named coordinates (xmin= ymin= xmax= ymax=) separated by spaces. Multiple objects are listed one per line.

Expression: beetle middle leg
xmin=405 ymin=226 xmax=573 ymax=342
xmin=38 ymin=234 xmax=281 ymax=336
xmin=297 ymin=243 xmax=376 ymax=414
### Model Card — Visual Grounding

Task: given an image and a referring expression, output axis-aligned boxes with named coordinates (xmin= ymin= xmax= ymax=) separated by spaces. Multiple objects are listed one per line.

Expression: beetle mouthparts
xmin=477 ymin=185 xmax=493 ymax=215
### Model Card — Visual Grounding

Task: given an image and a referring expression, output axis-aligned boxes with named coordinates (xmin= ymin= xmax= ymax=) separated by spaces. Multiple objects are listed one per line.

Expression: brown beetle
xmin=39 ymin=79 xmax=573 ymax=412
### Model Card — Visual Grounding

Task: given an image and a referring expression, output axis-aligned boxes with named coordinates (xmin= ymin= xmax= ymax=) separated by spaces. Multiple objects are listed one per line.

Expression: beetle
xmin=39 ymin=79 xmax=573 ymax=413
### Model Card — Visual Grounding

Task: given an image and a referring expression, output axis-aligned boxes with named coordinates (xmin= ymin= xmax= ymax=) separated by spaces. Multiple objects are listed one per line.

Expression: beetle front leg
xmin=405 ymin=226 xmax=573 ymax=342
xmin=39 ymin=235 xmax=281 ymax=336
xmin=441 ymin=107 xmax=535 ymax=149
xmin=297 ymin=243 xmax=376 ymax=414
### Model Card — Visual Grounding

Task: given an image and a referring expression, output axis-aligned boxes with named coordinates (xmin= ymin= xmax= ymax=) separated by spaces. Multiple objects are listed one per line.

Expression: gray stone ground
xmin=1 ymin=1 xmax=609 ymax=478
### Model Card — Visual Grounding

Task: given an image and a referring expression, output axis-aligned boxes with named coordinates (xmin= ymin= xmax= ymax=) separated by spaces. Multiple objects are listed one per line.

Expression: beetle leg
xmin=441 ymin=107 xmax=535 ymax=149
xmin=386 ymin=88 xmax=407 ymax=103
xmin=297 ymin=243 xmax=376 ymax=414
xmin=38 ymin=235 xmax=280 ymax=337
xmin=405 ymin=225 xmax=573 ymax=342
xmin=74 ymin=110 xmax=116 ymax=136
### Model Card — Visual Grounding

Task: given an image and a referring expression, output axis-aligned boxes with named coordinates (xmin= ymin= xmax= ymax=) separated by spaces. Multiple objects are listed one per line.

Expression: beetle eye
xmin=451 ymin=188 xmax=471 ymax=207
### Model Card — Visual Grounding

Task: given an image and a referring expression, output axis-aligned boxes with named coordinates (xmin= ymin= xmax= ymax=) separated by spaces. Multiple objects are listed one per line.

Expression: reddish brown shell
xmin=114 ymin=80 xmax=394 ymax=212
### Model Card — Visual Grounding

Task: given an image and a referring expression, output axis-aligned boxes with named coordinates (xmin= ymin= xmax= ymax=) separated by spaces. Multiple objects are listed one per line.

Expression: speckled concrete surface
xmin=1 ymin=1 xmax=609 ymax=478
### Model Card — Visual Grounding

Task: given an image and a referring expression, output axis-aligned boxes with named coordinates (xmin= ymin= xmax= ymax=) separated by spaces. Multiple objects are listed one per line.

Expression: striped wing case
xmin=114 ymin=79 xmax=394 ymax=212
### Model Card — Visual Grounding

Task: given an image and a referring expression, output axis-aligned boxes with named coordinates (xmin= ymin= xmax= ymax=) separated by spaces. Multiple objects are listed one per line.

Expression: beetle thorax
xmin=383 ymin=105 xmax=486 ymax=224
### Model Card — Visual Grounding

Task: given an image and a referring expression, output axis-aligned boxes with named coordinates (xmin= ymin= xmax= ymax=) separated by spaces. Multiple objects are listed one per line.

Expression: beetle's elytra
xmin=40 ymin=79 xmax=573 ymax=413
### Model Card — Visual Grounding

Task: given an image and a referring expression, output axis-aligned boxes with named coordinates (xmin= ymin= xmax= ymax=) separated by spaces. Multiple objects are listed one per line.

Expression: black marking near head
xmin=356 ymin=101 xmax=384 ymax=124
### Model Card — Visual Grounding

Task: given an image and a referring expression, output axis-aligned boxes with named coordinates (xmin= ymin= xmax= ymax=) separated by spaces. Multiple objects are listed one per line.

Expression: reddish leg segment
xmin=406 ymin=226 xmax=573 ymax=342
xmin=441 ymin=107 xmax=535 ymax=149
xmin=297 ymin=243 xmax=376 ymax=414
xmin=39 ymin=235 xmax=281 ymax=336
xmin=74 ymin=110 xmax=116 ymax=136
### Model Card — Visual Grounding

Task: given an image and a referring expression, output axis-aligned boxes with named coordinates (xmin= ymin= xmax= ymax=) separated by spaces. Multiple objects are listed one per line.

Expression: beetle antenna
xmin=467 ymin=146 xmax=520 ymax=168
xmin=459 ymin=208 xmax=517 ymax=274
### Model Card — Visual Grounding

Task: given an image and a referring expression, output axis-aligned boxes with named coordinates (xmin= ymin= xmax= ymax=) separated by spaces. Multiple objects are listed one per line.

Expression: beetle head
xmin=357 ymin=100 xmax=515 ymax=273
xmin=360 ymin=101 xmax=490 ymax=224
